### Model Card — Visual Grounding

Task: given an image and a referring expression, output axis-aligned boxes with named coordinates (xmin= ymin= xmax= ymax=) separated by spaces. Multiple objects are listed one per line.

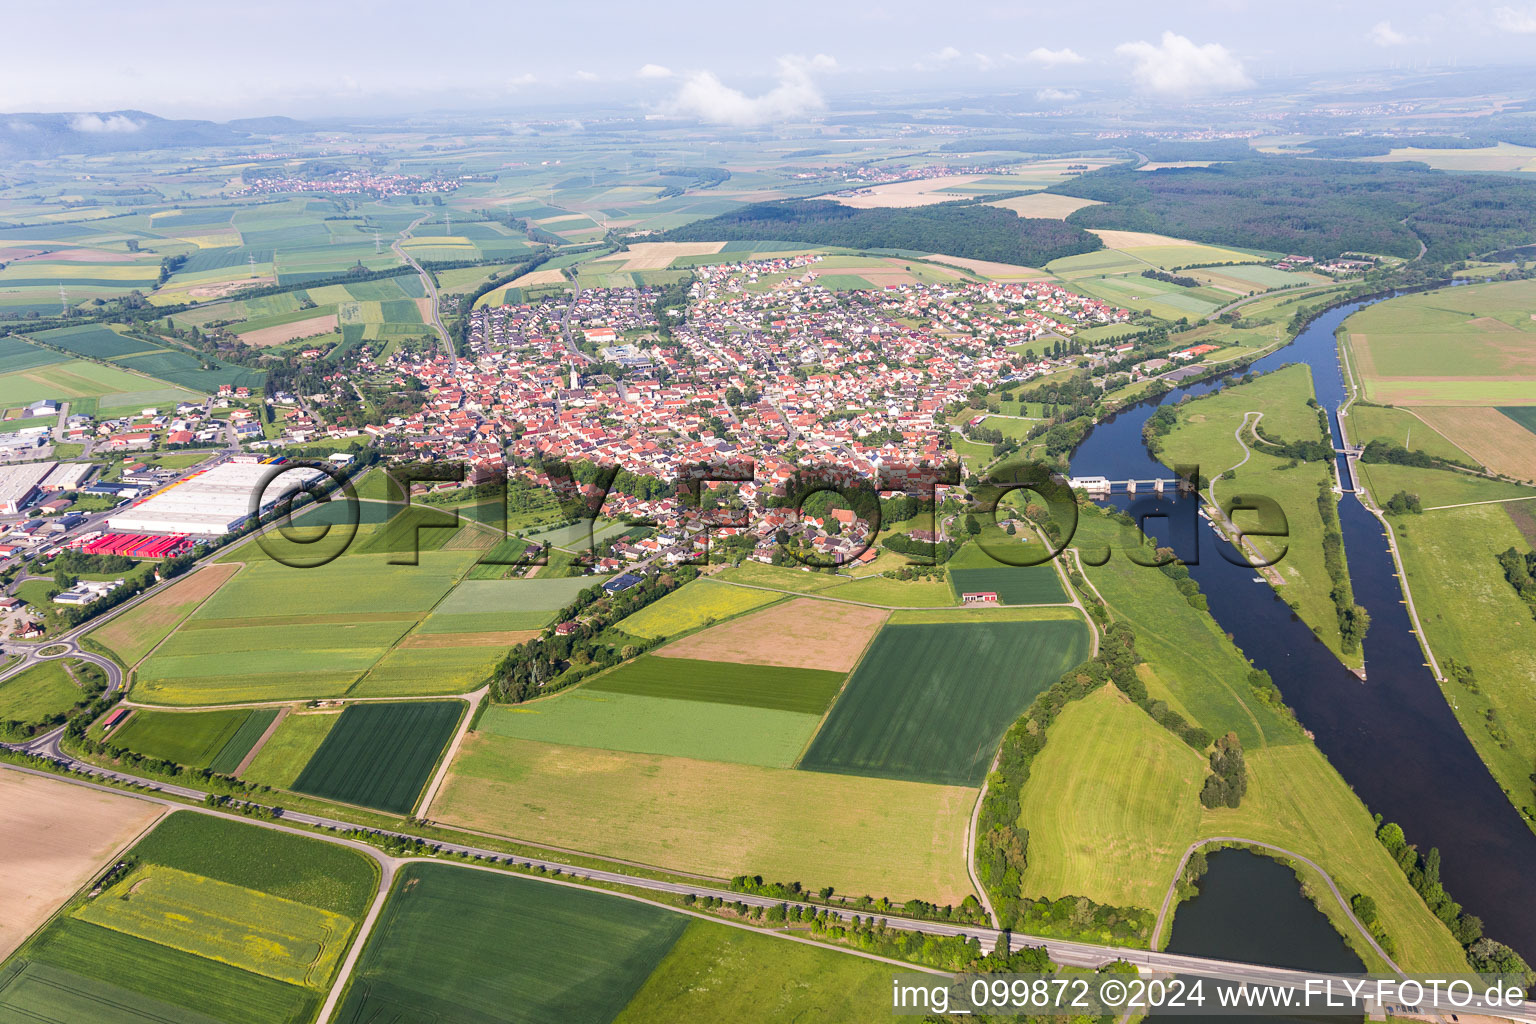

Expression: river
xmin=1068 ymin=293 xmax=1536 ymax=963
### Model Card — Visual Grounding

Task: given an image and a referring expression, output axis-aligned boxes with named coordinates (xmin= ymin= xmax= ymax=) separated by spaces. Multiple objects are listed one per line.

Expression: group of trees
xmin=1199 ymin=733 xmax=1248 ymax=809
xmin=1141 ymin=268 xmax=1200 ymax=289
xmin=660 ymin=199 xmax=1104 ymax=267
xmin=1384 ymin=490 xmax=1424 ymax=515
xmin=1496 ymin=545 xmax=1536 ymax=619
xmin=1376 ymin=820 xmax=1534 ymax=983
xmin=1317 ymin=480 xmax=1371 ymax=653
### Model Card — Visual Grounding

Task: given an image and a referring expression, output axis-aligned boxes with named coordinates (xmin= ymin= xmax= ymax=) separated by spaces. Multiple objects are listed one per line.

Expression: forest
xmin=658 ymin=199 xmax=1103 ymax=265
xmin=1053 ymin=159 xmax=1536 ymax=261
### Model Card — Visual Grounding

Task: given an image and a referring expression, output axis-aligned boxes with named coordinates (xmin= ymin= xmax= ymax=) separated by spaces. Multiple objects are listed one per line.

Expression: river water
xmin=1068 ymin=295 xmax=1536 ymax=963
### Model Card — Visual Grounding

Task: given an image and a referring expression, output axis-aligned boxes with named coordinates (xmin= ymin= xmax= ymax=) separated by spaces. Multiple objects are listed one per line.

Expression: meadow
xmin=798 ymin=618 xmax=1091 ymax=787
xmin=0 ymin=353 xmax=200 ymax=416
xmin=1386 ymin=502 xmax=1536 ymax=822
xmin=616 ymin=578 xmax=781 ymax=638
xmin=1355 ymin=463 xmax=1536 ymax=509
xmin=291 ymin=699 xmax=463 ymax=813
xmin=475 ymin=691 xmax=822 ymax=768
xmin=334 ymin=863 xmax=684 ymax=1024
xmin=1407 ymin=407 xmax=1536 ymax=482
xmin=1343 ymin=404 xmax=1470 ymax=464
xmin=435 ymin=732 xmax=978 ymax=902
xmin=712 ymin=561 xmax=846 ymax=593
xmin=0 ymin=658 xmax=88 ymax=724
xmin=821 ymin=574 xmax=956 ymax=606
xmin=417 ymin=575 xmax=603 ymax=634
xmin=947 ymin=564 xmax=1067 ymax=604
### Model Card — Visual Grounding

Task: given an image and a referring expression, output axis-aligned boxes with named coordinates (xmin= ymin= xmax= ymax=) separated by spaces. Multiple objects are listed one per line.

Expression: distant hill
xmin=0 ymin=110 xmax=253 ymax=161
xmin=658 ymin=199 xmax=1103 ymax=266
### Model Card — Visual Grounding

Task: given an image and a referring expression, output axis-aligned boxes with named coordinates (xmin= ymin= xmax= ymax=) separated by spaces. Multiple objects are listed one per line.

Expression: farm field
xmin=133 ymin=548 xmax=478 ymax=704
xmin=109 ymin=707 xmax=278 ymax=771
xmin=290 ymin=700 xmax=463 ymax=813
xmin=799 ymin=619 xmax=1091 ymax=787
xmin=435 ymin=732 xmax=978 ymax=902
xmin=475 ymin=691 xmax=821 ymax=767
xmin=0 ymin=352 xmax=200 ymax=417
xmin=1 ymin=810 xmax=376 ymax=1024
xmin=416 ymin=575 xmax=604 ymax=634
xmin=0 ymin=771 xmax=163 ymax=960
xmin=334 ymin=863 xmax=684 ymax=1024
xmin=612 ymin=918 xmax=896 ymax=1024
xmin=1341 ymin=278 xmax=1536 ymax=405
xmin=588 ymin=655 xmax=844 ymax=714
xmin=712 ymin=561 xmax=847 ymax=593
xmin=1384 ymin=503 xmax=1536 ymax=824
xmin=821 ymin=575 xmax=956 ymax=606
xmin=87 ymin=563 xmax=240 ymax=667
xmin=1407 ymin=407 xmax=1536 ymax=482
xmin=653 ymin=597 xmax=887 ymax=671
xmin=239 ymin=710 xmax=339 ymax=789
xmin=617 ymin=578 xmax=780 ymax=638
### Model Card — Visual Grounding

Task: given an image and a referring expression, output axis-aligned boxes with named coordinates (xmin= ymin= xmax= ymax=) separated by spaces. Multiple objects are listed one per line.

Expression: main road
xmin=392 ymin=215 xmax=456 ymax=374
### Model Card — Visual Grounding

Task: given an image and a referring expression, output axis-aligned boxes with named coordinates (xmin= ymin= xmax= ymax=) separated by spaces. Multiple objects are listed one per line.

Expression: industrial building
xmin=106 ymin=459 xmax=326 ymax=537
xmin=0 ymin=462 xmax=56 ymax=514
xmin=40 ymin=462 xmax=96 ymax=493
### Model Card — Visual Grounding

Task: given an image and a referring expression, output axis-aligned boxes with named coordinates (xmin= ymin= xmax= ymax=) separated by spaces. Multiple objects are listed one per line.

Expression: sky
xmin=6 ymin=0 xmax=1536 ymax=120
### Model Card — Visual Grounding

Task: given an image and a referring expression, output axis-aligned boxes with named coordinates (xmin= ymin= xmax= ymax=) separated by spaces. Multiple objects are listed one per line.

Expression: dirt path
xmin=232 ymin=706 xmax=289 ymax=776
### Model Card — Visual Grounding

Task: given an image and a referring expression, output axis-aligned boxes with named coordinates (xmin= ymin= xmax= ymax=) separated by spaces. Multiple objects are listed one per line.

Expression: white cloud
xmin=1368 ymin=20 xmax=1410 ymax=46
xmin=1493 ymin=4 xmax=1536 ymax=31
xmin=573 ymin=70 xmax=599 ymax=81
xmin=1114 ymin=32 xmax=1252 ymax=96
xmin=1036 ymin=87 xmax=1079 ymax=102
xmin=934 ymin=45 xmax=963 ymax=61
xmin=70 ymin=113 xmax=141 ymax=133
xmin=506 ymin=73 xmax=536 ymax=89
xmin=662 ymin=54 xmax=835 ymax=126
xmin=1026 ymin=47 xmax=1086 ymax=67
xmin=637 ymin=63 xmax=674 ymax=79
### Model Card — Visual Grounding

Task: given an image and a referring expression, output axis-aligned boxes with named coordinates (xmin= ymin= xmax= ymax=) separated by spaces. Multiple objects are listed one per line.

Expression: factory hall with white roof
xmin=107 ymin=459 xmax=325 ymax=537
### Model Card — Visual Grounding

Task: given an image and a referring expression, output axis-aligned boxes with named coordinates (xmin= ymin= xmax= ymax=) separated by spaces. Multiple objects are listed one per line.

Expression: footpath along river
xmin=1067 ymin=291 xmax=1536 ymax=963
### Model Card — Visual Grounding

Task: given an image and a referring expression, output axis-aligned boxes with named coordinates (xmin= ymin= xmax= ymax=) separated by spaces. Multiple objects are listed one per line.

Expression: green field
xmin=291 ymin=700 xmax=462 ymax=813
xmin=239 ymin=711 xmax=339 ymax=789
xmin=1 ymin=811 xmax=377 ymax=1024
xmin=110 ymin=707 xmax=274 ymax=770
xmin=587 ymin=655 xmax=844 ymax=714
xmin=0 ymin=354 xmax=200 ymax=416
xmin=1500 ymin=406 xmax=1536 ymax=435
xmin=1387 ymin=503 xmax=1536 ymax=823
xmin=948 ymin=564 xmax=1067 ymax=604
xmin=74 ymin=865 xmax=351 ymax=986
xmin=134 ymin=549 xmax=477 ymax=704
xmin=0 ymin=336 xmax=66 ymax=373
xmin=617 ymin=579 xmax=780 ymax=638
xmin=476 ymin=691 xmax=822 ymax=768
xmin=713 ymin=562 xmax=847 ymax=593
xmin=0 ymin=659 xmax=86 ymax=724
xmin=1016 ymin=686 xmax=1205 ymax=909
xmin=612 ymin=918 xmax=896 ymax=1024
xmin=800 ymin=619 xmax=1091 ymax=786
xmin=334 ymin=863 xmax=685 ymax=1024
xmin=821 ymin=575 xmax=956 ymax=606
xmin=1342 ymin=278 xmax=1536 ymax=404
xmin=1356 ymin=462 xmax=1536 ymax=509
xmin=418 ymin=575 xmax=604 ymax=634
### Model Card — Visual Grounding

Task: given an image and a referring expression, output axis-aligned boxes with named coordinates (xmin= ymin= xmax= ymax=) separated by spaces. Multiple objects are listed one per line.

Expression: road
xmin=1204 ymin=283 xmax=1336 ymax=322
xmin=392 ymin=215 xmax=456 ymax=373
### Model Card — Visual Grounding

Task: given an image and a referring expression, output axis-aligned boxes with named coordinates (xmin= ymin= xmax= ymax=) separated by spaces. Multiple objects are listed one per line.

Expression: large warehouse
xmin=107 ymin=459 xmax=326 ymax=537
